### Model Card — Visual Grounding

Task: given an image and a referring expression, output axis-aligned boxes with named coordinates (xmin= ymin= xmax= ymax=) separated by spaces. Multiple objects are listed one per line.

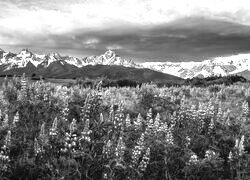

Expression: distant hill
xmin=235 ymin=70 xmax=250 ymax=80
xmin=41 ymin=64 xmax=183 ymax=84
xmin=0 ymin=64 xmax=182 ymax=85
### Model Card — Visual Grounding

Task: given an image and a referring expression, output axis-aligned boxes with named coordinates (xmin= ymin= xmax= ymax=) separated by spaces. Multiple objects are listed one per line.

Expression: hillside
xmin=41 ymin=64 xmax=183 ymax=84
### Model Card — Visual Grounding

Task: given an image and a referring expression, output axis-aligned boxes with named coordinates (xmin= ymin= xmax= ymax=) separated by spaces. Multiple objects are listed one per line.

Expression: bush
xmin=0 ymin=76 xmax=250 ymax=179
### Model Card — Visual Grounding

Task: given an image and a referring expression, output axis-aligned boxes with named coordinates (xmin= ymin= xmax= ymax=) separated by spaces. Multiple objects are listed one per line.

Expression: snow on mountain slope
xmin=64 ymin=56 xmax=84 ymax=68
xmin=1 ymin=47 xmax=250 ymax=79
xmin=84 ymin=50 xmax=139 ymax=67
xmin=0 ymin=49 xmax=139 ymax=72
xmin=141 ymin=53 xmax=250 ymax=79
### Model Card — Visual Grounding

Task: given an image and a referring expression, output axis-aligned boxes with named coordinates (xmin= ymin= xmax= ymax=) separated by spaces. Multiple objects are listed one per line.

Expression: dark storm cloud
xmin=37 ymin=17 xmax=250 ymax=61
xmin=3 ymin=17 xmax=250 ymax=62
xmin=1 ymin=0 xmax=250 ymax=61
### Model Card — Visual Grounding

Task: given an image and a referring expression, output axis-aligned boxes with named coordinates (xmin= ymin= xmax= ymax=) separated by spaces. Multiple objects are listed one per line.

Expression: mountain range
xmin=0 ymin=48 xmax=250 ymax=80
xmin=0 ymin=48 xmax=181 ymax=84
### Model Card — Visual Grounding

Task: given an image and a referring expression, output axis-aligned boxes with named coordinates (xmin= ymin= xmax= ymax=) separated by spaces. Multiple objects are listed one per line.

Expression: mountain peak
xmin=48 ymin=52 xmax=61 ymax=59
xmin=104 ymin=50 xmax=117 ymax=58
xmin=20 ymin=48 xmax=32 ymax=54
xmin=19 ymin=48 xmax=33 ymax=56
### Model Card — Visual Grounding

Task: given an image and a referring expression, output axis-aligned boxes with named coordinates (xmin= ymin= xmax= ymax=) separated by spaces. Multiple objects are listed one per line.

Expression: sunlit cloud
xmin=82 ymin=38 xmax=99 ymax=49
xmin=106 ymin=44 xmax=123 ymax=50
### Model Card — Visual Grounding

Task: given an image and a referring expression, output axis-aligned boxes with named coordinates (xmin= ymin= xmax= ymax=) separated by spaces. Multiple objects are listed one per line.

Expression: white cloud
xmin=82 ymin=38 xmax=99 ymax=49
xmin=106 ymin=44 xmax=123 ymax=50
xmin=1 ymin=0 xmax=250 ymax=37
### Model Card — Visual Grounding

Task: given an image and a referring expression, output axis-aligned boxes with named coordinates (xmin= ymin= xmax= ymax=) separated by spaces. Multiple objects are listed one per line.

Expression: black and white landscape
xmin=0 ymin=1 xmax=250 ymax=180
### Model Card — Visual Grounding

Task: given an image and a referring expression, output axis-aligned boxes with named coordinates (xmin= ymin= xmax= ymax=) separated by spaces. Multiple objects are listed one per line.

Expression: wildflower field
xmin=0 ymin=76 xmax=250 ymax=180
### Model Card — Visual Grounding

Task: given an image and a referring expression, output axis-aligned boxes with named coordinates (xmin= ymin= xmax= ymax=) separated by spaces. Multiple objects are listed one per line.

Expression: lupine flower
xmin=82 ymin=95 xmax=91 ymax=122
xmin=235 ymin=138 xmax=239 ymax=149
xmin=146 ymin=108 xmax=153 ymax=125
xmin=125 ymin=114 xmax=131 ymax=127
xmin=108 ymin=105 xmax=115 ymax=122
xmin=188 ymin=152 xmax=199 ymax=164
xmin=39 ymin=123 xmax=48 ymax=146
xmin=132 ymin=133 xmax=145 ymax=166
xmin=207 ymin=101 xmax=215 ymax=117
xmin=61 ymin=119 xmax=80 ymax=154
xmin=242 ymin=101 xmax=249 ymax=118
xmin=189 ymin=105 xmax=197 ymax=121
xmin=12 ymin=111 xmax=19 ymax=127
xmin=154 ymin=113 xmax=161 ymax=130
xmin=134 ymin=113 xmax=143 ymax=129
xmin=69 ymin=119 xmax=77 ymax=133
xmin=216 ymin=105 xmax=223 ymax=121
xmin=17 ymin=73 xmax=28 ymax=100
xmin=170 ymin=111 xmax=177 ymax=126
xmin=4 ymin=130 xmax=11 ymax=148
xmin=238 ymin=135 xmax=245 ymax=156
xmin=208 ymin=118 xmax=215 ymax=134
xmin=100 ymin=113 xmax=104 ymax=123
xmin=114 ymin=105 xmax=124 ymax=130
xmin=205 ymin=150 xmax=217 ymax=160
xmin=228 ymin=151 xmax=233 ymax=160
xmin=103 ymin=173 xmax=108 ymax=179
xmin=62 ymin=132 xmax=78 ymax=153
xmin=49 ymin=117 xmax=58 ymax=137
xmin=165 ymin=125 xmax=174 ymax=145
xmin=21 ymin=73 xmax=28 ymax=91
xmin=138 ymin=147 xmax=151 ymax=173
xmin=2 ymin=113 xmax=9 ymax=128
xmin=115 ymin=136 xmax=126 ymax=162
xmin=79 ymin=118 xmax=91 ymax=143
xmin=62 ymin=107 xmax=69 ymax=122
xmin=158 ymin=123 xmax=174 ymax=145
xmin=185 ymin=136 xmax=191 ymax=147
xmin=34 ymin=138 xmax=43 ymax=156
xmin=102 ymin=140 xmax=113 ymax=159
xmin=0 ymin=130 xmax=11 ymax=170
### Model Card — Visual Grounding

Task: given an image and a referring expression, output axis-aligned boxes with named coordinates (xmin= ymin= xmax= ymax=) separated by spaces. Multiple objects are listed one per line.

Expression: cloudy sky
xmin=1 ymin=0 xmax=250 ymax=62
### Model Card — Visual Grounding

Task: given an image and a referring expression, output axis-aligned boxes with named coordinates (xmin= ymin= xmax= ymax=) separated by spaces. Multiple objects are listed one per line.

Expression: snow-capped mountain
xmin=141 ymin=53 xmax=250 ymax=79
xmin=82 ymin=50 xmax=139 ymax=67
xmin=0 ymin=49 xmax=139 ymax=71
xmin=1 ymin=48 xmax=250 ymax=79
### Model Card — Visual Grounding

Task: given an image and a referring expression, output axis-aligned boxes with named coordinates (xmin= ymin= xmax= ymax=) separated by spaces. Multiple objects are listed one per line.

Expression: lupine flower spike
xmin=34 ymin=138 xmax=42 ymax=156
xmin=39 ymin=123 xmax=48 ymax=146
xmin=49 ymin=117 xmax=58 ymax=137
xmin=80 ymin=118 xmax=91 ymax=142
xmin=132 ymin=133 xmax=145 ymax=166
xmin=125 ymin=114 xmax=131 ymax=127
xmin=115 ymin=136 xmax=126 ymax=163
xmin=0 ymin=130 xmax=11 ymax=171
xmin=154 ymin=113 xmax=161 ymax=130
xmin=69 ymin=118 xmax=77 ymax=133
xmin=100 ymin=113 xmax=104 ymax=123
xmin=2 ymin=114 xmax=9 ymax=128
xmin=134 ymin=113 xmax=143 ymax=129
xmin=102 ymin=140 xmax=112 ymax=159
xmin=12 ymin=111 xmax=19 ymax=128
xmin=138 ymin=147 xmax=151 ymax=173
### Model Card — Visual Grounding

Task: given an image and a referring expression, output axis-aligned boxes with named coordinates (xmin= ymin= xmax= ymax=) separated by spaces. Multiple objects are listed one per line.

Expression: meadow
xmin=0 ymin=75 xmax=250 ymax=179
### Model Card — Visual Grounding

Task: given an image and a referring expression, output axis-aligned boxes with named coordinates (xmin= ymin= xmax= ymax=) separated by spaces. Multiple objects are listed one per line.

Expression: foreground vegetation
xmin=0 ymin=75 xmax=250 ymax=179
